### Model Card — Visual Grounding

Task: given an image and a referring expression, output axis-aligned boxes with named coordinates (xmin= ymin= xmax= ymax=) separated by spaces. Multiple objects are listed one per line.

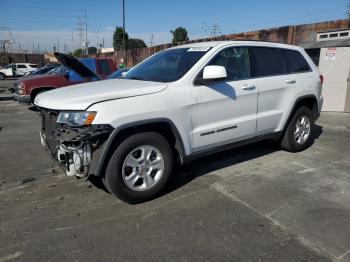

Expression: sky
xmin=0 ymin=0 xmax=348 ymax=51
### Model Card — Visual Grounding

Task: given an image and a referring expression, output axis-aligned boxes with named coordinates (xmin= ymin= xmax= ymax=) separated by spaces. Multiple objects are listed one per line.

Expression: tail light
xmin=319 ymin=75 xmax=324 ymax=84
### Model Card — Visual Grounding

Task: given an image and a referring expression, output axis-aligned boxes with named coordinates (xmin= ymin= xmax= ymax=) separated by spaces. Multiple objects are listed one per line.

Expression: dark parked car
xmin=25 ymin=64 xmax=60 ymax=76
xmin=14 ymin=53 xmax=116 ymax=104
xmin=107 ymin=67 xmax=130 ymax=79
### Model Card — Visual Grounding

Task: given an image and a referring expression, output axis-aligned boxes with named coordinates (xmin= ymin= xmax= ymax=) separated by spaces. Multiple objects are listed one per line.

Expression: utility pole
xmin=94 ymin=28 xmax=99 ymax=48
xmin=72 ymin=31 xmax=74 ymax=52
xmin=85 ymin=9 xmax=88 ymax=55
xmin=122 ymin=0 xmax=127 ymax=65
xmin=347 ymin=1 xmax=350 ymax=17
xmin=201 ymin=22 xmax=222 ymax=37
xmin=77 ymin=17 xmax=85 ymax=51
xmin=150 ymin=34 xmax=154 ymax=47
xmin=57 ymin=37 xmax=60 ymax=53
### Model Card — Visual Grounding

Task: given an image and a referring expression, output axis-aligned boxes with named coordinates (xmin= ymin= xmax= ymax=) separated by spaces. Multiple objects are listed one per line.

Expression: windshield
xmin=123 ymin=47 xmax=210 ymax=82
xmin=48 ymin=66 xmax=66 ymax=75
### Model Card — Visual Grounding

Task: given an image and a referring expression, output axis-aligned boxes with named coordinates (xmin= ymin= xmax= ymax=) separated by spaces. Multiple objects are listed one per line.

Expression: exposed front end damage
xmin=39 ymin=108 xmax=113 ymax=177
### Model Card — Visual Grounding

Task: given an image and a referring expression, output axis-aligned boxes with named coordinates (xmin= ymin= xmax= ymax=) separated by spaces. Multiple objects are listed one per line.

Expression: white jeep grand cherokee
xmin=35 ymin=41 xmax=323 ymax=203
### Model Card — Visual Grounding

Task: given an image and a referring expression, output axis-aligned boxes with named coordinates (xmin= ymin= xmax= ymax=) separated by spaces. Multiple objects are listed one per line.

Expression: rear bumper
xmin=14 ymin=93 xmax=31 ymax=105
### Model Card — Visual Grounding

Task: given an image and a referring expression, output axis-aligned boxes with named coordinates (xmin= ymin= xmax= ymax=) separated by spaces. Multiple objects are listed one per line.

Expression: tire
xmin=0 ymin=73 xmax=5 ymax=80
xmin=280 ymin=106 xmax=315 ymax=152
xmin=104 ymin=132 xmax=174 ymax=204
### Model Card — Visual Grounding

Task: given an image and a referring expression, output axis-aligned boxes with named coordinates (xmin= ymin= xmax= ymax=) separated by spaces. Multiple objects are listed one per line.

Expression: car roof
xmin=171 ymin=40 xmax=301 ymax=50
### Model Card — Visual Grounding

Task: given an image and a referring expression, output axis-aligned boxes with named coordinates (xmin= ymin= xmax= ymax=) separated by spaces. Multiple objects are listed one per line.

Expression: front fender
xmin=88 ymin=118 xmax=188 ymax=177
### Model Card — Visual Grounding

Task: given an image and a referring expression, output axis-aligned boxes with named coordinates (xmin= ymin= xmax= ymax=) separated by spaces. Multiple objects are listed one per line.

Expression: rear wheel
xmin=104 ymin=132 xmax=174 ymax=204
xmin=0 ymin=73 xmax=5 ymax=80
xmin=280 ymin=106 xmax=315 ymax=152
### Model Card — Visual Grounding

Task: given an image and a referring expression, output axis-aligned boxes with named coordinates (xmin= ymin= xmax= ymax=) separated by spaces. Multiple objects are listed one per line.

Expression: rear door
xmin=191 ymin=46 xmax=258 ymax=151
xmin=250 ymin=47 xmax=296 ymax=134
xmin=16 ymin=64 xmax=28 ymax=76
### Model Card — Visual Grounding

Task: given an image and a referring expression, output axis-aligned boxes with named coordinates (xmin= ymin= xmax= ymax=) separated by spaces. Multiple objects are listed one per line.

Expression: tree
xmin=113 ymin=26 xmax=129 ymax=51
xmin=73 ymin=48 xmax=84 ymax=57
xmin=127 ymin=38 xmax=147 ymax=49
xmin=113 ymin=26 xmax=147 ymax=50
xmin=170 ymin=27 xmax=189 ymax=44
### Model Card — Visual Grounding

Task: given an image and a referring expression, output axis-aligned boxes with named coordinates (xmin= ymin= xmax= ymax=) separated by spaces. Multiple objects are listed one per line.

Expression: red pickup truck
xmin=14 ymin=53 xmax=116 ymax=105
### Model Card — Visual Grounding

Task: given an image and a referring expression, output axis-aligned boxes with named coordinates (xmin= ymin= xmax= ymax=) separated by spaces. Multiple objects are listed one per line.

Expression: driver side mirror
xmin=194 ymin=65 xmax=227 ymax=85
xmin=203 ymin=65 xmax=227 ymax=80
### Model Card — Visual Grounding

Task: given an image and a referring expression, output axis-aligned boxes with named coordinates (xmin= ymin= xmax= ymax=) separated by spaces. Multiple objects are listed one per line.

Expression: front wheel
xmin=0 ymin=73 xmax=5 ymax=80
xmin=280 ymin=106 xmax=315 ymax=152
xmin=104 ymin=132 xmax=174 ymax=204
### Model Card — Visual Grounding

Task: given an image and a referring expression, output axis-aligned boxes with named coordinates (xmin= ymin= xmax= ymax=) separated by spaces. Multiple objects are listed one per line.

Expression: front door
xmin=191 ymin=46 xmax=258 ymax=152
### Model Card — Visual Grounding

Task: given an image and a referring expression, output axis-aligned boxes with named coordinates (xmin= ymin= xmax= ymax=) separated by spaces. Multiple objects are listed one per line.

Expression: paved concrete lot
xmin=0 ymin=79 xmax=15 ymax=101
xmin=1 ymin=99 xmax=350 ymax=262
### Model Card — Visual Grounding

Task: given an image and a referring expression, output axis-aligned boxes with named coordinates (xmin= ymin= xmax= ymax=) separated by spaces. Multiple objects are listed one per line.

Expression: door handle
xmin=242 ymin=84 xmax=256 ymax=90
xmin=285 ymin=79 xmax=296 ymax=84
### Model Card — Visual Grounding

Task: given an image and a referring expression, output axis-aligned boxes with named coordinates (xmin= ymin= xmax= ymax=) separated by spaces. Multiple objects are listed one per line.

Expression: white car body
xmin=0 ymin=63 xmax=38 ymax=78
xmin=35 ymin=41 xmax=323 ymax=183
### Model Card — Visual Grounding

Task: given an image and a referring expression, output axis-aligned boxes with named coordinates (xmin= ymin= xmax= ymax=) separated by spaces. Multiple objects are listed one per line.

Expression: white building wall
xmin=319 ymin=47 xmax=350 ymax=112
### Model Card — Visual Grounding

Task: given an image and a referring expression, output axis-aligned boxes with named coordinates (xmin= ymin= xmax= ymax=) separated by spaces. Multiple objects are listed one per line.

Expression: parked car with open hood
xmin=14 ymin=52 xmax=116 ymax=104
xmin=34 ymin=41 xmax=323 ymax=203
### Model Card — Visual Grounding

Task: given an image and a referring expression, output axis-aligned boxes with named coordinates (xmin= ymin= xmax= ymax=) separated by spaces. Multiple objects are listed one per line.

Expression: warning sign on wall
xmin=325 ymin=48 xmax=337 ymax=60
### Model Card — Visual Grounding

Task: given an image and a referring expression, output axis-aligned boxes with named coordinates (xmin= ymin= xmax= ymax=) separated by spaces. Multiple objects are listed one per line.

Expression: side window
xmin=17 ymin=64 xmax=27 ymax=69
xmin=97 ymin=60 xmax=112 ymax=75
xmin=208 ymin=47 xmax=250 ymax=81
xmin=282 ymin=49 xmax=311 ymax=73
xmin=250 ymin=47 xmax=285 ymax=77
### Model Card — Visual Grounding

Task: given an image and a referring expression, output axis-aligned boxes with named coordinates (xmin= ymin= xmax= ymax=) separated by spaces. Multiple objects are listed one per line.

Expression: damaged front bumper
xmin=39 ymin=108 xmax=113 ymax=177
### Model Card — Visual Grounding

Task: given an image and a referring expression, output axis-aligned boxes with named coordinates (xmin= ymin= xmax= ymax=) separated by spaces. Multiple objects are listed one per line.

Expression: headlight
xmin=57 ymin=111 xmax=96 ymax=127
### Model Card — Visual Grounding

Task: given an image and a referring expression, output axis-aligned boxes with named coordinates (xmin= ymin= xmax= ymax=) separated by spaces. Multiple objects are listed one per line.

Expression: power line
xmin=0 ymin=17 xmax=77 ymax=24
xmin=2 ymin=10 xmax=79 ymax=18
xmin=0 ymin=2 xmax=84 ymax=12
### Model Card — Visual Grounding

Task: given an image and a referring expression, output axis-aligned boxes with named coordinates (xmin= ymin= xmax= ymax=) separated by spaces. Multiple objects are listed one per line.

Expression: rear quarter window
xmin=282 ymin=49 xmax=311 ymax=73
xmin=250 ymin=47 xmax=285 ymax=77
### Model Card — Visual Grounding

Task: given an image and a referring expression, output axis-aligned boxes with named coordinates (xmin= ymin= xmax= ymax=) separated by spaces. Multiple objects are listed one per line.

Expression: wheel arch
xmin=89 ymin=118 xmax=186 ymax=177
xmin=30 ymin=87 xmax=55 ymax=103
xmin=282 ymin=95 xmax=318 ymax=132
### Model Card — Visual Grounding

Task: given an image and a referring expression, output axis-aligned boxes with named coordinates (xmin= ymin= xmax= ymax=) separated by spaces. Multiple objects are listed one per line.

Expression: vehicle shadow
xmin=165 ymin=124 xmax=323 ymax=195
xmin=89 ymin=124 xmax=323 ymax=200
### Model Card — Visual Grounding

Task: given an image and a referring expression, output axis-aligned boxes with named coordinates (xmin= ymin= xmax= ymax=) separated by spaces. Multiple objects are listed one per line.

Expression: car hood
xmin=54 ymin=52 xmax=99 ymax=80
xmin=34 ymin=79 xmax=167 ymax=110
